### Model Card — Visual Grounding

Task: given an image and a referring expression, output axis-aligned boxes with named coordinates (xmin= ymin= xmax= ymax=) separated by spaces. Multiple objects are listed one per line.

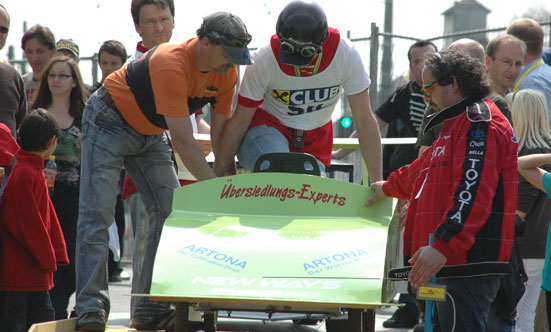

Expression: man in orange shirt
xmin=74 ymin=12 xmax=252 ymax=332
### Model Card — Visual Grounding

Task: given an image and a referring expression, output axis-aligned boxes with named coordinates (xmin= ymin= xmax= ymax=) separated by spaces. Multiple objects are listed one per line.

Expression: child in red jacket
xmin=0 ymin=109 xmax=69 ymax=332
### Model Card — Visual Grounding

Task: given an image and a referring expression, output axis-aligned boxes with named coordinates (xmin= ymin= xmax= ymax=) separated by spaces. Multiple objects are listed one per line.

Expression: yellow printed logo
xmin=272 ymin=89 xmax=291 ymax=104
xmin=417 ymin=285 xmax=446 ymax=300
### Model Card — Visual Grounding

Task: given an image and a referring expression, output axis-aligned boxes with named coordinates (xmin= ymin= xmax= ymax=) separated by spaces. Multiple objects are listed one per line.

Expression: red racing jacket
xmin=383 ymin=97 xmax=517 ymax=277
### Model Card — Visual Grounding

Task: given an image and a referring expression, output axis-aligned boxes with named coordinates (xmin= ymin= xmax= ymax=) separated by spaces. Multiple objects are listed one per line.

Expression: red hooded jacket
xmin=0 ymin=149 xmax=69 ymax=291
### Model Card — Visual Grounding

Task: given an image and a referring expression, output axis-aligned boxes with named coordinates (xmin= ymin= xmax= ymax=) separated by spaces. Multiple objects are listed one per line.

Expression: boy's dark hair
xmin=21 ymin=24 xmax=56 ymax=50
xmin=98 ymin=40 xmax=128 ymax=64
xmin=131 ymin=0 xmax=174 ymax=26
xmin=17 ymin=109 xmax=60 ymax=152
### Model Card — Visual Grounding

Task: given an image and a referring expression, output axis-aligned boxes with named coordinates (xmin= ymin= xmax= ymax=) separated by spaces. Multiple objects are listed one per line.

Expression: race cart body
xmin=145 ymin=172 xmax=400 ymax=332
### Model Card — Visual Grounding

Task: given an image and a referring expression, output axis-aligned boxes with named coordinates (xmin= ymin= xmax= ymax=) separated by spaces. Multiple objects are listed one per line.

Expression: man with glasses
xmin=124 ymin=0 xmax=175 ymax=296
xmin=213 ymin=0 xmax=382 ymax=187
xmin=417 ymin=38 xmax=513 ymax=156
xmin=486 ymin=34 xmax=527 ymax=97
xmin=367 ymin=50 xmax=518 ymax=332
xmin=74 ymin=12 xmax=252 ymax=332
xmin=130 ymin=0 xmax=174 ymax=61
xmin=507 ymin=18 xmax=551 ymax=120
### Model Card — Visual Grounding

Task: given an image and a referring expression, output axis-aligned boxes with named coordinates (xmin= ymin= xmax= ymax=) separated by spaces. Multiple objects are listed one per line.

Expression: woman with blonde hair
xmin=31 ymin=55 xmax=86 ymax=319
xmin=509 ymin=88 xmax=551 ymax=332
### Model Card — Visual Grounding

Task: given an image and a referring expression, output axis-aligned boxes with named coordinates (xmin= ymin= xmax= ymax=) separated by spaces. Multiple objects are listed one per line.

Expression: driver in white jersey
xmin=214 ymin=0 xmax=382 ymax=185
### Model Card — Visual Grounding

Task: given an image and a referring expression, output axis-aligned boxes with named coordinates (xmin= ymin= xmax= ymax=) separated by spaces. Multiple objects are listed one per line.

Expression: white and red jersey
xmin=238 ymin=28 xmax=370 ymax=130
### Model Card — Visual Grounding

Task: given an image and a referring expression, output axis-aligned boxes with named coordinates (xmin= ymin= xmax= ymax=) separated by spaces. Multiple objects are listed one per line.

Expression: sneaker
xmin=76 ymin=311 xmax=107 ymax=332
xmin=382 ymin=306 xmax=419 ymax=328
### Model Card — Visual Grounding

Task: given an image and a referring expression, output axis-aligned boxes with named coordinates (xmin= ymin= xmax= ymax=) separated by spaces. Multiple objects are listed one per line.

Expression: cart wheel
xmin=174 ymin=302 xmax=191 ymax=332
xmin=325 ymin=319 xmax=347 ymax=332
xmin=362 ymin=309 xmax=375 ymax=332
xmin=204 ymin=311 xmax=217 ymax=332
xmin=347 ymin=308 xmax=362 ymax=332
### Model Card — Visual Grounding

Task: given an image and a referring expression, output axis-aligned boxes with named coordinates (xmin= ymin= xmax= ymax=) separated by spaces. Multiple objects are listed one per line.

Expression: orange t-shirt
xmin=105 ymin=38 xmax=237 ymax=135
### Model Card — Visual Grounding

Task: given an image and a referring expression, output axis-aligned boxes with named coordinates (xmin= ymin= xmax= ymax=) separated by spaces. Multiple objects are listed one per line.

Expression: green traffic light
xmin=340 ymin=116 xmax=352 ymax=128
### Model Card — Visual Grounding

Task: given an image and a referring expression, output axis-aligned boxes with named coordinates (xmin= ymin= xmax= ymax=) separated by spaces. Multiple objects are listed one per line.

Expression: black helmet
xmin=276 ymin=1 xmax=329 ymax=66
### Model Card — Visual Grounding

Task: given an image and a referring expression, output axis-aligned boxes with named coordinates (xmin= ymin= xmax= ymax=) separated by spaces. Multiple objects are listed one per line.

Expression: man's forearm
xmin=213 ymin=120 xmax=246 ymax=176
xmin=174 ymin=141 xmax=216 ymax=181
xmin=165 ymin=116 xmax=216 ymax=181
xmin=357 ymin=120 xmax=383 ymax=183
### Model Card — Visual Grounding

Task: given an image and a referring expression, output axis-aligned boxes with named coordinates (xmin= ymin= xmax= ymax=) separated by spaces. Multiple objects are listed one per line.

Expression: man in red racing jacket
xmin=367 ymin=51 xmax=517 ymax=332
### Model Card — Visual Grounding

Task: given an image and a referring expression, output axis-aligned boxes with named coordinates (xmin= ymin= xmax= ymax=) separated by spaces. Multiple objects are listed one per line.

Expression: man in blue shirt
xmin=507 ymin=19 xmax=551 ymax=120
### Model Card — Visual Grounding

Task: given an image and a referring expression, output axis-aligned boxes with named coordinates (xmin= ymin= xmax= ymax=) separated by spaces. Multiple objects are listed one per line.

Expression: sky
xmin=1 ymin=0 xmax=550 ymax=85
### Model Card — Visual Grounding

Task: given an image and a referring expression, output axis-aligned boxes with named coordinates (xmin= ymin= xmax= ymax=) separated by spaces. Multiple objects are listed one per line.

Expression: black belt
xmin=99 ymin=86 xmax=118 ymax=111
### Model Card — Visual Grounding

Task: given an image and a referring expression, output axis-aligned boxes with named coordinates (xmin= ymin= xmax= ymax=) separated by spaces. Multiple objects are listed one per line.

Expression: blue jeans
xmin=435 ymin=275 xmax=502 ymax=332
xmin=75 ymin=91 xmax=179 ymax=318
xmin=237 ymin=125 xmax=326 ymax=174
xmin=126 ymin=192 xmax=149 ymax=318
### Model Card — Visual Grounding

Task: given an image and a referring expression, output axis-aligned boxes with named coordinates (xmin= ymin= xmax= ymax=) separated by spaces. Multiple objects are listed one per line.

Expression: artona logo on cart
xmin=220 ymin=179 xmax=346 ymax=206
xmin=191 ymin=276 xmax=342 ymax=290
xmin=303 ymin=249 xmax=369 ymax=275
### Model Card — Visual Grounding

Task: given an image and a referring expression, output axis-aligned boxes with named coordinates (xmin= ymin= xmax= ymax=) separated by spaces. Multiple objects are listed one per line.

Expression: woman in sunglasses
xmin=31 ymin=55 xmax=87 ymax=320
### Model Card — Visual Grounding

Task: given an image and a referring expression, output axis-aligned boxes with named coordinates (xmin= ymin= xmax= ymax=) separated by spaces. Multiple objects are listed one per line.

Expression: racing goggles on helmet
xmin=208 ymin=30 xmax=252 ymax=48
xmin=278 ymin=36 xmax=323 ymax=58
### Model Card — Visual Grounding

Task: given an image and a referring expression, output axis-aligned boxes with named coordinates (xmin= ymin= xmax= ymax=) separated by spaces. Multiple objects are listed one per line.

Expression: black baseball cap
xmin=201 ymin=12 xmax=252 ymax=65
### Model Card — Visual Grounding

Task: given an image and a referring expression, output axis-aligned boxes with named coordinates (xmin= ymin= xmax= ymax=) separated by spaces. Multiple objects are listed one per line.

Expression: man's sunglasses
xmin=422 ymin=80 xmax=439 ymax=97
xmin=208 ymin=31 xmax=251 ymax=48
xmin=0 ymin=26 xmax=9 ymax=34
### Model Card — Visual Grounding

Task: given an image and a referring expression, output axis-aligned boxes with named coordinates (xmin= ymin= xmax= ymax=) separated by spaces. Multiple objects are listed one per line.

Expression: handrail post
xmin=370 ymin=23 xmax=379 ymax=109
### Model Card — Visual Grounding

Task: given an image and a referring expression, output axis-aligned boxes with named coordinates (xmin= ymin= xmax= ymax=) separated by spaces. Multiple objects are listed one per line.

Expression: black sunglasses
xmin=208 ymin=30 xmax=252 ymax=48
xmin=0 ymin=26 xmax=8 ymax=34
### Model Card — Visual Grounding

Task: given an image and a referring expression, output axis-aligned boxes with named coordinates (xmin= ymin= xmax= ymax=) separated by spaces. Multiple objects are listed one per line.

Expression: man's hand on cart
xmin=398 ymin=200 xmax=409 ymax=228
xmin=407 ymin=246 xmax=447 ymax=288
xmin=365 ymin=180 xmax=387 ymax=206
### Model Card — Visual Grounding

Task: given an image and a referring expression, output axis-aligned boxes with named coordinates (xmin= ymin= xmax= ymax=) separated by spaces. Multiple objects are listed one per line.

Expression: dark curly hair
xmin=424 ymin=50 xmax=490 ymax=100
